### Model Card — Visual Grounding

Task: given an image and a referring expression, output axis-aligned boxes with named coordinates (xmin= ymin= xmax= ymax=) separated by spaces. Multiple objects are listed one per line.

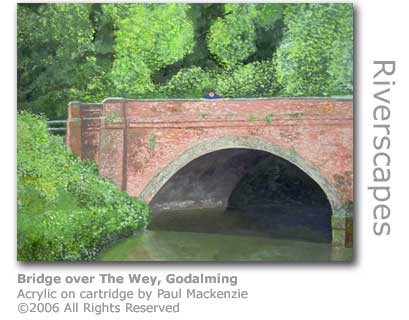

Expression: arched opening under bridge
xmin=145 ymin=137 xmax=338 ymax=243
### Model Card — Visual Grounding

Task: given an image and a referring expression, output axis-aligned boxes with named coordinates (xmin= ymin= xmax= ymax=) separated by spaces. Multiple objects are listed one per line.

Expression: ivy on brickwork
xmin=149 ymin=134 xmax=157 ymax=150
xmin=288 ymin=113 xmax=304 ymax=119
xmin=289 ymin=147 xmax=297 ymax=158
xmin=102 ymin=132 xmax=110 ymax=148
xmin=265 ymin=114 xmax=274 ymax=124
xmin=342 ymin=201 xmax=354 ymax=214
xmin=105 ymin=113 xmax=121 ymax=121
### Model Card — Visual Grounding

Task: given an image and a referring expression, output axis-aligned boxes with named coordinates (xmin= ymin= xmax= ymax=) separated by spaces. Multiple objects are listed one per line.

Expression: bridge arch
xmin=139 ymin=135 xmax=342 ymax=215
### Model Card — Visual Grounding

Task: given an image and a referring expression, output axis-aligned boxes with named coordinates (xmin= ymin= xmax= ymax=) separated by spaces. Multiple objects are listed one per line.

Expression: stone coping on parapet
xmin=68 ymin=96 xmax=353 ymax=106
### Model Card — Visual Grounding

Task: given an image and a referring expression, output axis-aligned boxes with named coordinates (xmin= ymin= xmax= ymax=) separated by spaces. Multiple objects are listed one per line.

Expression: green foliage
xmin=208 ymin=5 xmax=257 ymax=67
xmin=17 ymin=113 xmax=149 ymax=261
xmin=248 ymin=114 xmax=257 ymax=121
xmin=164 ymin=67 xmax=213 ymax=98
xmin=107 ymin=4 xmax=194 ymax=71
xmin=342 ymin=200 xmax=354 ymax=214
xmin=288 ymin=113 xmax=304 ymax=119
xmin=109 ymin=56 xmax=154 ymax=98
xmin=265 ymin=114 xmax=274 ymax=124
xmin=255 ymin=3 xmax=284 ymax=30
xmin=105 ymin=113 xmax=121 ymax=121
xmin=289 ymin=147 xmax=297 ymax=158
xmin=106 ymin=4 xmax=194 ymax=97
xmin=17 ymin=4 xmax=112 ymax=119
xmin=274 ymin=4 xmax=353 ymax=96
xmin=207 ymin=3 xmax=284 ymax=68
xmin=149 ymin=135 xmax=156 ymax=151
xmin=17 ymin=3 xmax=352 ymax=120
xmin=216 ymin=61 xmax=280 ymax=97
xmin=101 ymin=132 xmax=110 ymax=148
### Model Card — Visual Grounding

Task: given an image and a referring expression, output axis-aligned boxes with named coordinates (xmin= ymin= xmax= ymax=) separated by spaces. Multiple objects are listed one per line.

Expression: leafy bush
xmin=164 ymin=67 xmax=214 ymax=98
xmin=216 ymin=61 xmax=281 ymax=97
xmin=109 ymin=55 xmax=154 ymax=98
xmin=17 ymin=113 xmax=149 ymax=261
xmin=207 ymin=9 xmax=257 ymax=67
xmin=254 ymin=3 xmax=284 ymax=30
xmin=274 ymin=4 xmax=353 ymax=96
xmin=107 ymin=3 xmax=194 ymax=97
xmin=163 ymin=61 xmax=280 ymax=99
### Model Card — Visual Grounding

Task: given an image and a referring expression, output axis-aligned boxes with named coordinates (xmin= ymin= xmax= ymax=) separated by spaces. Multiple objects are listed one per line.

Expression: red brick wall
xmin=67 ymin=98 xmax=353 ymax=211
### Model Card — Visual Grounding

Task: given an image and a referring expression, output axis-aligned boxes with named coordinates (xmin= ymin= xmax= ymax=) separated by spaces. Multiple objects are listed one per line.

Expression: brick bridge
xmin=66 ymin=97 xmax=353 ymax=247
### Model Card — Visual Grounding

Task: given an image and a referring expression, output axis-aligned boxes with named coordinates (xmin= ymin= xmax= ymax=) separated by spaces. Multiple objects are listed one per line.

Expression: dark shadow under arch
xmin=146 ymin=138 xmax=337 ymax=242
xmin=140 ymin=136 xmax=342 ymax=213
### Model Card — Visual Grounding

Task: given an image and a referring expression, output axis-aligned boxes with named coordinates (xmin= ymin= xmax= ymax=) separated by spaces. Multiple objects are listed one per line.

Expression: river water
xmin=98 ymin=208 xmax=352 ymax=262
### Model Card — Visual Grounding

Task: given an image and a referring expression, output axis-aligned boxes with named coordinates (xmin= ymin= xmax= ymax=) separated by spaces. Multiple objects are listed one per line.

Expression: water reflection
xmin=99 ymin=208 xmax=352 ymax=262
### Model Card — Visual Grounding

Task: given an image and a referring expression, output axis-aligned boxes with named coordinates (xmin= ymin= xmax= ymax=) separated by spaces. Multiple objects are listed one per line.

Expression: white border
xmin=2 ymin=1 xmax=409 ymax=319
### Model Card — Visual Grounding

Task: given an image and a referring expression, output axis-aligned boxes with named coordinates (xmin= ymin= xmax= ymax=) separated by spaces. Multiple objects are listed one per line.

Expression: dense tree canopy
xmin=106 ymin=4 xmax=194 ymax=97
xmin=207 ymin=5 xmax=257 ymax=67
xmin=17 ymin=3 xmax=353 ymax=119
xmin=274 ymin=4 xmax=353 ymax=96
